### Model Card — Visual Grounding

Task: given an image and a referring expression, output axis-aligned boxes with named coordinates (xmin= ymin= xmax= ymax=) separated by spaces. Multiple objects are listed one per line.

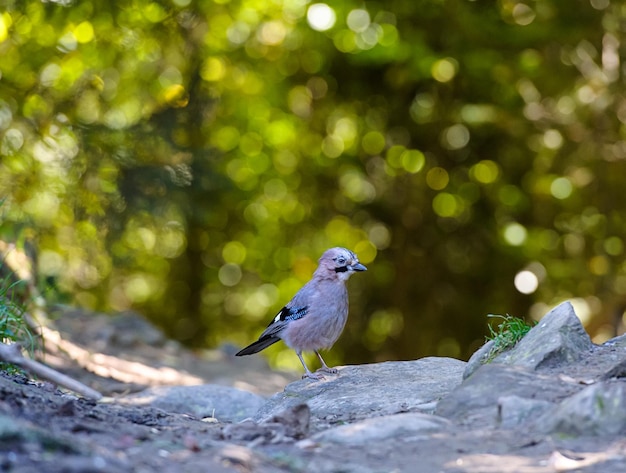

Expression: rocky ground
xmin=2 ymin=301 xmax=626 ymax=472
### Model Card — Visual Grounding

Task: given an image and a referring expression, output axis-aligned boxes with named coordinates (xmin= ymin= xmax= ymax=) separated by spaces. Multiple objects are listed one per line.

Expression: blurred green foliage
xmin=1 ymin=0 xmax=626 ymax=371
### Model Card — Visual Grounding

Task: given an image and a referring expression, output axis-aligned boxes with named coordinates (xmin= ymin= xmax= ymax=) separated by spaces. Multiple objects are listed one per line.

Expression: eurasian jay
xmin=236 ymin=247 xmax=367 ymax=379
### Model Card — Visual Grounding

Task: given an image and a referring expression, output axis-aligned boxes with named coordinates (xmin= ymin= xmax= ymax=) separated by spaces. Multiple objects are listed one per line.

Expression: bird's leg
xmin=314 ymin=351 xmax=338 ymax=374
xmin=297 ymin=351 xmax=324 ymax=380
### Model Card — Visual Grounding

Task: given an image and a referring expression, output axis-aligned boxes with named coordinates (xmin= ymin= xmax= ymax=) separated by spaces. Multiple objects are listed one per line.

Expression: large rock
xmin=255 ymin=358 xmax=466 ymax=431
xmin=439 ymin=300 xmax=626 ymax=437
xmin=535 ymin=381 xmax=626 ymax=436
xmin=436 ymin=364 xmax=576 ymax=427
xmin=120 ymin=384 xmax=265 ymax=422
xmin=464 ymin=301 xmax=594 ymax=378
xmin=312 ymin=412 xmax=451 ymax=446
xmin=596 ymin=335 xmax=626 ymax=380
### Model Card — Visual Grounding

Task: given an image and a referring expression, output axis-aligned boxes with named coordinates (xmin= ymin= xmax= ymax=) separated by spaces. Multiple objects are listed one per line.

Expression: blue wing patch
xmin=270 ymin=305 xmax=308 ymax=325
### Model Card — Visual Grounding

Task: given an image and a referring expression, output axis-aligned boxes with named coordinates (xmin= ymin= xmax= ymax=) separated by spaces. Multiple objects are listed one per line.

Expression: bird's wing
xmin=236 ymin=305 xmax=309 ymax=356
xmin=271 ymin=305 xmax=308 ymax=324
xmin=260 ymin=305 xmax=309 ymax=337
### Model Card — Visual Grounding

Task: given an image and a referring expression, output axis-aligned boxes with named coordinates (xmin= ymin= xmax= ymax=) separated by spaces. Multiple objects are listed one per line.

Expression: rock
xmin=439 ymin=302 xmax=626 ymax=436
xmin=496 ymin=395 xmax=554 ymax=429
xmin=267 ymin=402 xmax=311 ymax=439
xmin=603 ymin=333 xmax=626 ymax=349
xmin=255 ymin=358 xmax=466 ymax=431
xmin=598 ymin=355 xmax=626 ymax=380
xmin=436 ymin=364 xmax=576 ymax=427
xmin=0 ymin=413 xmax=82 ymax=453
xmin=463 ymin=339 xmax=495 ymax=380
xmin=215 ymin=444 xmax=259 ymax=473
xmin=464 ymin=301 xmax=594 ymax=378
xmin=597 ymin=336 xmax=626 ymax=380
xmin=536 ymin=381 xmax=626 ymax=436
xmin=222 ymin=404 xmax=311 ymax=445
xmin=312 ymin=412 xmax=451 ymax=446
xmin=121 ymin=385 xmax=265 ymax=422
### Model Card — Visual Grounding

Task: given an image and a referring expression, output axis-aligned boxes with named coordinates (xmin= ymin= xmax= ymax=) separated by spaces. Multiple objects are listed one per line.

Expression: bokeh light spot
xmin=543 ymin=129 xmax=563 ymax=150
xmin=74 ymin=21 xmax=94 ymax=43
xmin=379 ymin=23 xmax=398 ymax=47
xmin=368 ymin=223 xmax=391 ymax=250
xmin=354 ymin=240 xmax=377 ymax=264
xmin=426 ymin=167 xmax=449 ymax=190
xmin=591 ymin=0 xmax=610 ymax=9
xmin=264 ymin=178 xmax=288 ymax=200
xmin=0 ymin=13 xmax=11 ymax=43
xmin=307 ymin=4 xmax=336 ymax=31
xmin=224 ymin=293 xmax=244 ymax=315
xmin=222 ymin=241 xmax=247 ymax=264
xmin=512 ymin=3 xmax=536 ymax=26
xmin=401 ymin=149 xmax=425 ymax=173
xmin=564 ymin=233 xmax=585 ymax=256
xmin=550 ymin=177 xmax=573 ymax=199
xmin=441 ymin=124 xmax=470 ymax=150
xmin=347 ymin=9 xmax=370 ymax=33
xmin=361 ymin=131 xmax=386 ymax=155
xmin=364 ymin=309 xmax=404 ymax=348
xmin=498 ymin=185 xmax=524 ymax=207
xmin=212 ymin=126 xmax=240 ymax=151
xmin=144 ymin=2 xmax=167 ymax=22
xmin=322 ymin=135 xmax=344 ymax=158
xmin=219 ymin=263 xmax=242 ymax=287
xmin=604 ymin=237 xmax=623 ymax=256
xmin=503 ymin=222 xmax=527 ymax=246
xmin=1 ymin=128 xmax=24 ymax=155
xmin=257 ymin=20 xmax=287 ymax=46
xmin=340 ymin=170 xmax=376 ymax=203
xmin=432 ymin=192 xmax=464 ymax=218
xmin=156 ymin=227 xmax=186 ymax=258
xmin=431 ymin=57 xmax=458 ymax=83
xmin=514 ymin=270 xmax=538 ymax=294
xmin=589 ymin=255 xmax=609 ymax=275
xmin=201 ymin=57 xmax=227 ymax=82
xmin=22 ymin=191 xmax=60 ymax=227
xmin=470 ymin=160 xmax=500 ymax=184
xmin=437 ymin=338 xmax=461 ymax=358
xmin=125 ymin=274 xmax=156 ymax=303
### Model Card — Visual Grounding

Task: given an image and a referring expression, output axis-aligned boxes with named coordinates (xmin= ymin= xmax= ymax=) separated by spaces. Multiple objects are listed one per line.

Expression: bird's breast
xmin=282 ymin=284 xmax=349 ymax=351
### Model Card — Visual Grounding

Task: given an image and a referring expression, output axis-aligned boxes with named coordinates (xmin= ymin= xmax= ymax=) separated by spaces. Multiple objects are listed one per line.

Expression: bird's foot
xmin=302 ymin=371 xmax=325 ymax=380
xmin=316 ymin=366 xmax=338 ymax=375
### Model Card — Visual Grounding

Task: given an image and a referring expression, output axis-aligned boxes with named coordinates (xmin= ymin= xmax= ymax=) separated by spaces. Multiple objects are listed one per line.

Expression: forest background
xmin=1 ymin=0 xmax=625 ymax=373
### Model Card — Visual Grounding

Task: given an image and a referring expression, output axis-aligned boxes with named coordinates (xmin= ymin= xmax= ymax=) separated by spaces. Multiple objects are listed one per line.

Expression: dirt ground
xmin=1 ymin=307 xmax=299 ymax=473
xmin=2 ymin=307 xmax=625 ymax=473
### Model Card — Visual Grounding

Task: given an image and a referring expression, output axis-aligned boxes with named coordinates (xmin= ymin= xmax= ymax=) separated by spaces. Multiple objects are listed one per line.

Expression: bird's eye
xmin=336 ymin=256 xmax=346 ymax=265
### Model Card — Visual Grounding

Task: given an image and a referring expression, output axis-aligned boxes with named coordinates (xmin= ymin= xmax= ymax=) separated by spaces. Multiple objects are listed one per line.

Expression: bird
xmin=235 ymin=247 xmax=367 ymax=379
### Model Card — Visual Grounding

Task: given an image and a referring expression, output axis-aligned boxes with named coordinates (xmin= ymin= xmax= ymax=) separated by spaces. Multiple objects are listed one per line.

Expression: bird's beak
xmin=351 ymin=263 xmax=367 ymax=272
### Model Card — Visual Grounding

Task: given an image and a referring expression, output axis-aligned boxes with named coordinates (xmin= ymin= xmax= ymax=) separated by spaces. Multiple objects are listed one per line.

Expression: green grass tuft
xmin=484 ymin=313 xmax=535 ymax=362
xmin=0 ymin=267 xmax=40 ymax=372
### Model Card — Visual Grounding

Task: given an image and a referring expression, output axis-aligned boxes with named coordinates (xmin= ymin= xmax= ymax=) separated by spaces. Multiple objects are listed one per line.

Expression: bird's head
xmin=315 ymin=247 xmax=367 ymax=281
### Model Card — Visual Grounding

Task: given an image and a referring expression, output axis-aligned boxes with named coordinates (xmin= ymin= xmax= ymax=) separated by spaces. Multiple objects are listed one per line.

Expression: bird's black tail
xmin=235 ymin=335 xmax=280 ymax=356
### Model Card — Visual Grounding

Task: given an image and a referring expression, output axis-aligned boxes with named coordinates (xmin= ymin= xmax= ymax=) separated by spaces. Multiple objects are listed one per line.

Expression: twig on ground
xmin=0 ymin=341 xmax=102 ymax=400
